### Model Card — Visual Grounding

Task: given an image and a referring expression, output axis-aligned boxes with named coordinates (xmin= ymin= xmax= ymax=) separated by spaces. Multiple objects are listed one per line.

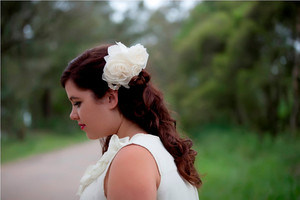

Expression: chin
xmin=86 ymin=132 xmax=101 ymax=140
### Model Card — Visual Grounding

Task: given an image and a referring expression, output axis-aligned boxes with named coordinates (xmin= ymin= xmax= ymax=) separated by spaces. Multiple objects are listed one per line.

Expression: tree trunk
xmin=42 ymin=88 xmax=51 ymax=118
xmin=290 ymin=6 xmax=300 ymax=135
xmin=264 ymin=83 xmax=279 ymax=136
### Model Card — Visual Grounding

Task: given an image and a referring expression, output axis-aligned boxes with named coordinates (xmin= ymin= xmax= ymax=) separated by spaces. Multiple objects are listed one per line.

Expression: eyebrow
xmin=69 ymin=96 xmax=80 ymax=101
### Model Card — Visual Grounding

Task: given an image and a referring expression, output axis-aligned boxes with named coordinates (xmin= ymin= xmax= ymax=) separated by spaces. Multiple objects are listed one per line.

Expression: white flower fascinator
xmin=102 ymin=42 xmax=149 ymax=90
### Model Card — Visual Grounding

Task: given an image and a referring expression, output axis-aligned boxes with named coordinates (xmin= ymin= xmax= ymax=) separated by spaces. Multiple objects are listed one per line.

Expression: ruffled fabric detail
xmin=77 ymin=134 xmax=131 ymax=196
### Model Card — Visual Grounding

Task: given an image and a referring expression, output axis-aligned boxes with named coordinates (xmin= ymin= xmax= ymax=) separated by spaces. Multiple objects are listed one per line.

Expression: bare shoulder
xmin=106 ymin=144 xmax=160 ymax=200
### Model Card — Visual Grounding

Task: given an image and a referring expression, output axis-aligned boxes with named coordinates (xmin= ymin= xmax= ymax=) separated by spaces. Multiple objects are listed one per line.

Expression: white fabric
xmin=79 ymin=133 xmax=199 ymax=200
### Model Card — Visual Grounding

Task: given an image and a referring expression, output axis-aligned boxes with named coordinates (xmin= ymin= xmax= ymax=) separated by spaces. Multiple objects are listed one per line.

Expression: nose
xmin=70 ymin=108 xmax=79 ymax=121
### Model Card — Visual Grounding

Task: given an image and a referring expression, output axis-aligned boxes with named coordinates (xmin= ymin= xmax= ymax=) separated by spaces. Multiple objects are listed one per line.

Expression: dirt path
xmin=1 ymin=140 xmax=102 ymax=200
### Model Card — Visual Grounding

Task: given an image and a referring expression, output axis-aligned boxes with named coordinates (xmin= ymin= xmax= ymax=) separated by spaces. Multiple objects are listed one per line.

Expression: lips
xmin=78 ymin=123 xmax=86 ymax=130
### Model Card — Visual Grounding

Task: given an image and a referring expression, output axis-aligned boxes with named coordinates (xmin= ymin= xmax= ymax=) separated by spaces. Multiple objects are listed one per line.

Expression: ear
xmin=107 ymin=90 xmax=119 ymax=109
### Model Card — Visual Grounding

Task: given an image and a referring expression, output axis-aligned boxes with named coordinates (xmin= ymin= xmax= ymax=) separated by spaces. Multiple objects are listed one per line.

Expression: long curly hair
xmin=60 ymin=44 xmax=202 ymax=188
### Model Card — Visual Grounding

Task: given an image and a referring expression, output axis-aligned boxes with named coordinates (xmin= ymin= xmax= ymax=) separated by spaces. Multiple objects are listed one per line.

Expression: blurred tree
xmin=1 ymin=1 xmax=177 ymax=140
xmin=174 ymin=1 xmax=300 ymax=135
xmin=2 ymin=1 xmax=41 ymax=140
xmin=3 ymin=1 xmax=297 ymax=141
xmin=291 ymin=5 xmax=300 ymax=135
xmin=1 ymin=1 xmax=121 ymax=139
xmin=145 ymin=2 xmax=183 ymax=87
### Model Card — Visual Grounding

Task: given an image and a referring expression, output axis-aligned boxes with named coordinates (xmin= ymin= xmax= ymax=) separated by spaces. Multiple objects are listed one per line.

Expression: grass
xmin=191 ymin=124 xmax=300 ymax=200
xmin=1 ymin=129 xmax=88 ymax=163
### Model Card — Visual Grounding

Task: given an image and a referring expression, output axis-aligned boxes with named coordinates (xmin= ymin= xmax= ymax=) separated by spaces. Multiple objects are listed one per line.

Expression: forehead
xmin=65 ymin=80 xmax=90 ymax=98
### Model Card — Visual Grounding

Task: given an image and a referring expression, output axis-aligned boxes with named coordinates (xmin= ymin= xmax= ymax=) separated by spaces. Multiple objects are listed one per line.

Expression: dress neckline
xmin=77 ymin=133 xmax=158 ymax=196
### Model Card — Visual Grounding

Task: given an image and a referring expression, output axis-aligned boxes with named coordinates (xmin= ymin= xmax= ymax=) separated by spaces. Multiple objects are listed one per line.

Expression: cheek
xmin=88 ymin=106 xmax=108 ymax=126
xmin=96 ymin=109 xmax=119 ymax=133
xmin=77 ymin=104 xmax=92 ymax=121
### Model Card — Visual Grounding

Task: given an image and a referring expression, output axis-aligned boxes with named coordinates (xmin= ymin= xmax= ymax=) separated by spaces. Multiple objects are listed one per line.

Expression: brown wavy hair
xmin=60 ymin=44 xmax=202 ymax=188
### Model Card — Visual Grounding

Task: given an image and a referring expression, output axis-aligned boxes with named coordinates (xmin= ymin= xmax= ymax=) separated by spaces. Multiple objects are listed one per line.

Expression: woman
xmin=61 ymin=42 xmax=201 ymax=200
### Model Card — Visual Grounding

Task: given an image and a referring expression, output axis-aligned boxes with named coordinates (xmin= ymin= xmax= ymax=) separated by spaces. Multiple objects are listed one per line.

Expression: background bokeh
xmin=2 ymin=1 xmax=300 ymax=199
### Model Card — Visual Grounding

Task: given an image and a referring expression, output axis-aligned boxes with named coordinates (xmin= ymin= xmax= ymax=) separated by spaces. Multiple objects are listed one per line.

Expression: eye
xmin=73 ymin=102 xmax=81 ymax=107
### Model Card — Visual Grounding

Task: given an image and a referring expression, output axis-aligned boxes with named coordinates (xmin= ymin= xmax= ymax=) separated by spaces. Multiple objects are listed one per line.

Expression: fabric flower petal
xmin=77 ymin=135 xmax=131 ymax=196
xmin=102 ymin=42 xmax=149 ymax=90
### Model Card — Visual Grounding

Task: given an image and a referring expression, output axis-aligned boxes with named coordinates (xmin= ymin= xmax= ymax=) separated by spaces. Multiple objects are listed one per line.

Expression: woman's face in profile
xmin=65 ymin=79 xmax=119 ymax=139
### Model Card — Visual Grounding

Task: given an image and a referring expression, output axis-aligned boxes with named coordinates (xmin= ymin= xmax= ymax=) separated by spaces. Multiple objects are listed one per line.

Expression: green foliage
xmin=191 ymin=124 xmax=300 ymax=199
xmin=1 ymin=1 xmax=138 ymax=139
xmin=174 ymin=1 xmax=300 ymax=134
xmin=1 ymin=1 xmax=190 ymax=140
xmin=2 ymin=1 xmax=299 ymax=142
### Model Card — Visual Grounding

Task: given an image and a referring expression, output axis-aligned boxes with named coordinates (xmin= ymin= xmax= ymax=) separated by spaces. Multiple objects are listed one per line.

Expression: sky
xmin=144 ymin=0 xmax=197 ymax=10
xmin=109 ymin=0 xmax=199 ymax=23
xmin=110 ymin=0 xmax=197 ymax=10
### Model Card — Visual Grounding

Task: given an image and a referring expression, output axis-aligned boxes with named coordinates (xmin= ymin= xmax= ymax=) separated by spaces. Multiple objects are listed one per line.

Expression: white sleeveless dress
xmin=78 ymin=133 xmax=199 ymax=200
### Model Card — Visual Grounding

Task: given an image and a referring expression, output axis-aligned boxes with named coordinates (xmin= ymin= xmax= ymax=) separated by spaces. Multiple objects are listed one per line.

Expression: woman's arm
xmin=105 ymin=144 xmax=160 ymax=200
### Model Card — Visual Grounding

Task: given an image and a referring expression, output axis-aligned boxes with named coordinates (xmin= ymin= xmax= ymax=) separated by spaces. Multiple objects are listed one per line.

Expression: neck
xmin=116 ymin=116 xmax=146 ymax=138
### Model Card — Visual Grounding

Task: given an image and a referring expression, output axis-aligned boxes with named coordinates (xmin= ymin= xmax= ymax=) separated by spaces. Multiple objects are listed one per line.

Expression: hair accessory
xmin=102 ymin=42 xmax=149 ymax=90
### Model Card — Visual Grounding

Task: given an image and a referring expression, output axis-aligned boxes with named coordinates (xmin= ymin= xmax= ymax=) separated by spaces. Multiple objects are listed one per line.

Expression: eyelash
xmin=73 ymin=102 xmax=81 ymax=107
